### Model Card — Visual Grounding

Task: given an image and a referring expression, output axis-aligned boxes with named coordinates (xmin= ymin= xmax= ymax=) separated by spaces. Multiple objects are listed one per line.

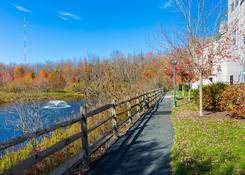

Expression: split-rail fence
xmin=0 ymin=88 xmax=164 ymax=175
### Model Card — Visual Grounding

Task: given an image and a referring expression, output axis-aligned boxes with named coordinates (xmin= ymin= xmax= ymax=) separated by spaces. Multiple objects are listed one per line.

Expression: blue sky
xmin=0 ymin=0 xmax=185 ymax=63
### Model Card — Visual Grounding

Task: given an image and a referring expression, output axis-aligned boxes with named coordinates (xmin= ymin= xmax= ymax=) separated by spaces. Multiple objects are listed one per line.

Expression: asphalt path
xmin=87 ymin=94 xmax=173 ymax=175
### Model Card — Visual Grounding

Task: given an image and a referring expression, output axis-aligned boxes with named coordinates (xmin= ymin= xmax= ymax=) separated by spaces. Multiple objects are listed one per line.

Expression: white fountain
xmin=43 ymin=100 xmax=71 ymax=109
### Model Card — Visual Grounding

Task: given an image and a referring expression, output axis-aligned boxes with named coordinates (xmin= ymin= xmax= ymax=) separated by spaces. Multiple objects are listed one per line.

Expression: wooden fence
xmin=0 ymin=89 xmax=164 ymax=175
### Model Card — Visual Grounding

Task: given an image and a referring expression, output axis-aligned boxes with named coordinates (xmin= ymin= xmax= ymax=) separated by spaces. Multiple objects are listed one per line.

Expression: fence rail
xmin=0 ymin=88 xmax=164 ymax=175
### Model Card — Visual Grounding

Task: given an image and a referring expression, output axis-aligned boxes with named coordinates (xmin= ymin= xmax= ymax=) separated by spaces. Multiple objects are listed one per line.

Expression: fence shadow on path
xmin=86 ymin=99 xmax=172 ymax=175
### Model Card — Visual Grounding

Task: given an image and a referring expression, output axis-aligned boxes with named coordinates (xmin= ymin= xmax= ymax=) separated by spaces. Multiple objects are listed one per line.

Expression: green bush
xmin=220 ymin=83 xmax=245 ymax=119
xmin=193 ymin=83 xmax=228 ymax=111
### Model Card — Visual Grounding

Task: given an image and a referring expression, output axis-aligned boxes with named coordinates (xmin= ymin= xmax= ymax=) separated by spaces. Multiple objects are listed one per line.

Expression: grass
xmin=171 ymin=98 xmax=245 ymax=175
xmin=0 ymin=90 xmax=84 ymax=105
xmin=171 ymin=90 xmax=190 ymax=96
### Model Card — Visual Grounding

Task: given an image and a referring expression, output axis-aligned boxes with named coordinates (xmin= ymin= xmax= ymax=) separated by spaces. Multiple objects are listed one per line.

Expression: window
xmin=235 ymin=0 xmax=239 ymax=7
xmin=217 ymin=65 xmax=222 ymax=72
xmin=243 ymin=35 xmax=245 ymax=44
xmin=230 ymin=75 xmax=234 ymax=85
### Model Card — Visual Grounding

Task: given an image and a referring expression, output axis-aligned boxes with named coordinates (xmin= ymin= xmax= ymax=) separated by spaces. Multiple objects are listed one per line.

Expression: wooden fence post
xmin=126 ymin=96 xmax=132 ymax=124
xmin=149 ymin=92 xmax=152 ymax=107
xmin=151 ymin=91 xmax=155 ymax=106
xmin=157 ymin=90 xmax=160 ymax=102
xmin=136 ymin=94 xmax=140 ymax=118
xmin=80 ymin=105 xmax=89 ymax=160
xmin=154 ymin=91 xmax=158 ymax=103
xmin=151 ymin=91 xmax=154 ymax=106
xmin=141 ymin=93 xmax=144 ymax=112
xmin=143 ymin=92 xmax=147 ymax=111
xmin=111 ymin=100 xmax=119 ymax=137
xmin=146 ymin=92 xmax=150 ymax=109
xmin=151 ymin=92 xmax=155 ymax=105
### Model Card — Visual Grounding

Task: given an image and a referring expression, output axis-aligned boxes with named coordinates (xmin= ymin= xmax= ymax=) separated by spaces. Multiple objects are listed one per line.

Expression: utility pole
xmin=171 ymin=59 xmax=177 ymax=108
xmin=23 ymin=16 xmax=27 ymax=63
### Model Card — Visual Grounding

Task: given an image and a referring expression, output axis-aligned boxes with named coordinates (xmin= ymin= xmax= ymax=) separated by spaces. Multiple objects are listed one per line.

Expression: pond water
xmin=0 ymin=100 xmax=83 ymax=143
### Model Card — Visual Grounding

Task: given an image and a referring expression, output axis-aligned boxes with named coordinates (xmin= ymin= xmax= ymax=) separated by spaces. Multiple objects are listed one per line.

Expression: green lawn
xmin=0 ymin=91 xmax=84 ymax=105
xmin=171 ymin=99 xmax=245 ymax=175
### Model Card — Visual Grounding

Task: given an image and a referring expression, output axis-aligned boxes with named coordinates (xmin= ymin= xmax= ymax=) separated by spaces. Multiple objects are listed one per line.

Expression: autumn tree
xmin=163 ymin=48 xmax=196 ymax=98
xmin=37 ymin=69 xmax=48 ymax=79
xmin=48 ymin=70 xmax=66 ymax=91
xmin=62 ymin=63 xmax=79 ymax=85
xmin=160 ymin=0 xmax=242 ymax=116
xmin=33 ymin=69 xmax=50 ymax=91
xmin=13 ymin=66 xmax=25 ymax=79
xmin=0 ymin=64 xmax=14 ymax=87
xmin=0 ymin=53 xmax=167 ymax=103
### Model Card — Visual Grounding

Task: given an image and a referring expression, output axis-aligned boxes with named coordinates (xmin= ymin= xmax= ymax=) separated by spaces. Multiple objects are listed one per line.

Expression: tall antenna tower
xmin=23 ymin=16 xmax=27 ymax=63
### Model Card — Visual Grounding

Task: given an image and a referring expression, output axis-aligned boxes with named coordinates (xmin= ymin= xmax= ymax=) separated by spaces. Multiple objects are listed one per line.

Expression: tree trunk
xmin=182 ymin=84 xmax=185 ymax=97
xmin=177 ymin=84 xmax=179 ymax=97
xmin=188 ymin=82 xmax=191 ymax=102
xmin=199 ymin=71 xmax=203 ymax=116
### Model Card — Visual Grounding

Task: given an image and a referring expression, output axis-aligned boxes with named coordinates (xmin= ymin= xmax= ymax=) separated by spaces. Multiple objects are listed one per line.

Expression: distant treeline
xmin=0 ymin=52 xmax=171 ymax=104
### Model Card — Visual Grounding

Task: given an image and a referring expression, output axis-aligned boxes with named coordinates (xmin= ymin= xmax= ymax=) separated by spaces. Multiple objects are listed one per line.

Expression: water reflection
xmin=0 ymin=100 xmax=83 ymax=142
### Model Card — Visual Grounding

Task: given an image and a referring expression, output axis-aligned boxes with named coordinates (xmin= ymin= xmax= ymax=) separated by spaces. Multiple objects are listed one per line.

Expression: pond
xmin=0 ymin=100 xmax=83 ymax=143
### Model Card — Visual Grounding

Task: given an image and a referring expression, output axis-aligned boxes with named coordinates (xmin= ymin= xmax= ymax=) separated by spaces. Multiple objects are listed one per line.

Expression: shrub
xmin=220 ymin=83 xmax=245 ymax=119
xmin=33 ymin=78 xmax=51 ymax=92
xmin=4 ymin=79 xmax=33 ymax=92
xmin=47 ymin=70 xmax=66 ymax=91
xmin=65 ymin=82 xmax=86 ymax=92
xmin=193 ymin=83 xmax=228 ymax=111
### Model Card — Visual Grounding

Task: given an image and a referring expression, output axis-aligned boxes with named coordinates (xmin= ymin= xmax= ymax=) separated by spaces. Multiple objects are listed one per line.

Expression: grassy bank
xmin=0 ymin=123 xmax=82 ymax=174
xmin=0 ymin=91 xmax=84 ymax=105
xmin=171 ymin=99 xmax=245 ymax=175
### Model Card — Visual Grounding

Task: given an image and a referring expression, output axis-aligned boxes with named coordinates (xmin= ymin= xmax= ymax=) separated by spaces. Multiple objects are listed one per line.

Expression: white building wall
xmin=210 ymin=0 xmax=245 ymax=84
xmin=212 ymin=61 xmax=243 ymax=83
xmin=193 ymin=0 xmax=244 ymax=88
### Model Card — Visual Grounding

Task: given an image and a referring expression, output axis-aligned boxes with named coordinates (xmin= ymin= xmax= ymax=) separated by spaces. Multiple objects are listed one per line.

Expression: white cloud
xmin=57 ymin=15 xmax=68 ymax=21
xmin=12 ymin=4 xmax=32 ymax=13
xmin=160 ymin=0 xmax=173 ymax=9
xmin=58 ymin=11 xmax=81 ymax=21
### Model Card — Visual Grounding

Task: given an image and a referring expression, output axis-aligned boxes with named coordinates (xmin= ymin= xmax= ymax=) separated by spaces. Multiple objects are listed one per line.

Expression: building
xmin=210 ymin=0 xmax=245 ymax=84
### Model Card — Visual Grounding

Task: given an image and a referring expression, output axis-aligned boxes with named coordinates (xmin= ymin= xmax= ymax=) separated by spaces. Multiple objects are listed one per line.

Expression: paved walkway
xmin=87 ymin=95 xmax=173 ymax=175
